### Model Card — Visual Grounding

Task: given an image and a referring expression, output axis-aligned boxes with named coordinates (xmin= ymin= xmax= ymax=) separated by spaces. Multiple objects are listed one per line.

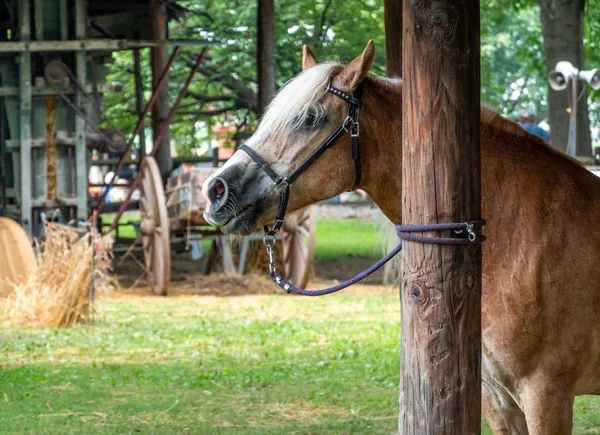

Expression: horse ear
xmin=336 ymin=40 xmax=375 ymax=89
xmin=302 ymin=45 xmax=318 ymax=70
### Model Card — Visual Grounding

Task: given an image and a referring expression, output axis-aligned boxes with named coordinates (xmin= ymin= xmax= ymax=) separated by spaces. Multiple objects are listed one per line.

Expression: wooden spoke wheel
xmin=139 ymin=157 xmax=171 ymax=296
xmin=280 ymin=207 xmax=317 ymax=288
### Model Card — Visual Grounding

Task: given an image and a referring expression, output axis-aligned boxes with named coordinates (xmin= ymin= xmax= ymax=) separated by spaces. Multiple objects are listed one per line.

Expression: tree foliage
xmin=102 ymin=0 xmax=600 ymax=156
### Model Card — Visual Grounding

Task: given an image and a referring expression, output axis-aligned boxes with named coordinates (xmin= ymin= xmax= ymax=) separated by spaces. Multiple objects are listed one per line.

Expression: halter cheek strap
xmin=239 ymin=84 xmax=363 ymax=236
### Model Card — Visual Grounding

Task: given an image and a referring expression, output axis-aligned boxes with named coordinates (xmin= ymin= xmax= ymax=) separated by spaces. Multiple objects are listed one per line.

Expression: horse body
xmin=203 ymin=43 xmax=600 ymax=434
xmin=477 ymin=116 xmax=600 ymax=433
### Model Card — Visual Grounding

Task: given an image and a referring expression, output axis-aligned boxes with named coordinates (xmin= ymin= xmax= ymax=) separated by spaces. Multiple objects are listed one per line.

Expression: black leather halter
xmin=239 ymin=84 xmax=363 ymax=237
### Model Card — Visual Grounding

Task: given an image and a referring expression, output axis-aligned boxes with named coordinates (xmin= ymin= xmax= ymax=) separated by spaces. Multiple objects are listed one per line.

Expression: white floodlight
xmin=548 ymin=61 xmax=600 ymax=157
xmin=579 ymin=69 xmax=600 ymax=90
xmin=548 ymin=61 xmax=578 ymax=91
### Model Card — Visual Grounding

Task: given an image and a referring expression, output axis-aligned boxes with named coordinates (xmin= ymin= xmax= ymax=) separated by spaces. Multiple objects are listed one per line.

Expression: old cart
xmin=138 ymin=156 xmax=317 ymax=295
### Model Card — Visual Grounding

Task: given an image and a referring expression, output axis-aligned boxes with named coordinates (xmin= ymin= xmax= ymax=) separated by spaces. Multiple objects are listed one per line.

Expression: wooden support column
xmin=384 ymin=0 xmax=402 ymax=76
xmin=133 ymin=48 xmax=146 ymax=160
xmin=74 ymin=0 xmax=87 ymax=221
xmin=400 ymin=0 xmax=481 ymax=433
xmin=257 ymin=0 xmax=275 ymax=115
xmin=19 ymin=0 xmax=32 ymax=233
xmin=59 ymin=0 xmax=68 ymax=40
xmin=151 ymin=0 xmax=171 ymax=179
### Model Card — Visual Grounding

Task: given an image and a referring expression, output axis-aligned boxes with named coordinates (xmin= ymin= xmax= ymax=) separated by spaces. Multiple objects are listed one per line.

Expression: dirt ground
xmin=0 ymin=256 xmax=393 ymax=301
xmin=110 ymin=274 xmax=397 ymax=299
xmin=113 ymin=251 xmax=395 ymax=298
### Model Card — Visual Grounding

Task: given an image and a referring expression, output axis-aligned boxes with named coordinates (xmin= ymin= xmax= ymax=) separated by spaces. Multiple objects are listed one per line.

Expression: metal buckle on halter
xmin=341 ymin=116 xmax=353 ymax=132
xmin=272 ymin=218 xmax=285 ymax=232
xmin=275 ymin=176 xmax=292 ymax=191
xmin=350 ymin=121 xmax=360 ymax=137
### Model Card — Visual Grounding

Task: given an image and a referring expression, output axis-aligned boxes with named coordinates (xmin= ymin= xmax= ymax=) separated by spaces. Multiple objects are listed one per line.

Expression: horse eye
xmin=303 ymin=113 xmax=320 ymax=130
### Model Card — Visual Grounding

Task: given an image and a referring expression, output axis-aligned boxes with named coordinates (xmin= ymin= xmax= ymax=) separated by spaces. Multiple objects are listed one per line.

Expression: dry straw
xmin=4 ymin=222 xmax=113 ymax=327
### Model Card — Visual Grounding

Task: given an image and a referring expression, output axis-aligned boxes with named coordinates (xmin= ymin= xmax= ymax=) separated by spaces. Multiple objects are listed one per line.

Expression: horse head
xmin=202 ymin=41 xmax=376 ymax=235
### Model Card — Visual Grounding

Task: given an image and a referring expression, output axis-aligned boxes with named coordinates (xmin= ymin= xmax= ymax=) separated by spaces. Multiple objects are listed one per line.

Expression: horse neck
xmin=359 ymin=75 xmax=404 ymax=224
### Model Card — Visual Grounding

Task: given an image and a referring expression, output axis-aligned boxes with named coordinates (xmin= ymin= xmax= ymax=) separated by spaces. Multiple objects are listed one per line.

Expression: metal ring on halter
xmin=276 ymin=177 xmax=292 ymax=192
xmin=263 ymin=233 xmax=276 ymax=248
xmin=341 ymin=116 xmax=354 ymax=132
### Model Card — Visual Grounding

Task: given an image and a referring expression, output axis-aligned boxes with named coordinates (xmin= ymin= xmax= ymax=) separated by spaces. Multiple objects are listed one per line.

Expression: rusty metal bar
xmin=46 ymin=97 xmax=58 ymax=202
xmin=108 ymin=48 xmax=208 ymax=232
xmin=94 ymin=46 xmax=182 ymax=213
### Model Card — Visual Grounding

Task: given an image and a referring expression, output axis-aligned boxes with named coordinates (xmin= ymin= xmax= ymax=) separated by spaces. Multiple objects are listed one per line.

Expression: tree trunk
xmin=400 ymin=0 xmax=482 ymax=432
xmin=384 ymin=0 xmax=402 ymax=77
xmin=151 ymin=0 xmax=172 ymax=179
xmin=539 ymin=0 xmax=591 ymax=157
xmin=257 ymin=0 xmax=276 ymax=116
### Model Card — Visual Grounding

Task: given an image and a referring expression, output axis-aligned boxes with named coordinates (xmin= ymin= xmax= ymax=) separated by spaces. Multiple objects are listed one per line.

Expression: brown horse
xmin=203 ymin=42 xmax=600 ymax=434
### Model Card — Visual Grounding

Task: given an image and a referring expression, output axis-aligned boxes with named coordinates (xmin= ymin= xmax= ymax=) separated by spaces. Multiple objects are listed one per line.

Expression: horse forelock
xmin=256 ymin=62 xmax=341 ymax=137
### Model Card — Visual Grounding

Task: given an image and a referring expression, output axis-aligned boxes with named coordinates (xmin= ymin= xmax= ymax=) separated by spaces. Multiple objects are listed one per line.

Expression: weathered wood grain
xmin=150 ymin=0 xmax=172 ymax=179
xmin=384 ymin=0 xmax=403 ymax=76
xmin=400 ymin=0 xmax=482 ymax=433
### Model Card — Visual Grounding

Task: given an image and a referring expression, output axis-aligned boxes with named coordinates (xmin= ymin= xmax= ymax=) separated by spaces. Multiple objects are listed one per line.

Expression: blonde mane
xmin=256 ymin=62 xmax=340 ymax=136
xmin=257 ymin=62 xmax=560 ymax=163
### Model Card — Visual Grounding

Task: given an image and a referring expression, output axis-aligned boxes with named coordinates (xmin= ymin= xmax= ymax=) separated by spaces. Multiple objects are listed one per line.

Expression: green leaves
xmin=101 ymin=0 xmax=599 ymax=155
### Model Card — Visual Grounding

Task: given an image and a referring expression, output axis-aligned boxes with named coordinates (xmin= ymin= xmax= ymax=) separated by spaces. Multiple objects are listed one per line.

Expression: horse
xmin=202 ymin=41 xmax=600 ymax=435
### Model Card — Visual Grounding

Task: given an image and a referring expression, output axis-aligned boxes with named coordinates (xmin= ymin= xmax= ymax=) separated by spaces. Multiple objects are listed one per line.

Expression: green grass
xmin=2 ymin=295 xmax=599 ymax=434
xmin=0 ymin=296 xmax=399 ymax=434
xmin=315 ymin=220 xmax=382 ymax=261
xmin=100 ymin=211 xmax=139 ymax=239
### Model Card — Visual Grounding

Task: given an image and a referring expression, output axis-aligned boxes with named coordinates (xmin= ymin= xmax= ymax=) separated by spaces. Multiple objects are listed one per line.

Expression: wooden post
xmin=257 ymin=0 xmax=276 ymax=115
xmin=133 ymin=47 xmax=146 ymax=160
xmin=384 ymin=0 xmax=402 ymax=76
xmin=151 ymin=0 xmax=172 ymax=179
xmin=74 ymin=0 xmax=87 ymax=222
xmin=19 ymin=0 xmax=32 ymax=233
xmin=400 ymin=0 xmax=481 ymax=433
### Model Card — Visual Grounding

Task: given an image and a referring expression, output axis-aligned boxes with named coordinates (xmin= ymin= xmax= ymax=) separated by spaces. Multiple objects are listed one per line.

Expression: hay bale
xmin=3 ymin=223 xmax=113 ymax=327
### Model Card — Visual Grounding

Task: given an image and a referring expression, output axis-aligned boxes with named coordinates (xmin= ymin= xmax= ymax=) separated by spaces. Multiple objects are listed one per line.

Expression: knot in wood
xmin=466 ymin=274 xmax=474 ymax=289
xmin=427 ymin=6 xmax=457 ymax=41
xmin=407 ymin=282 xmax=428 ymax=306
xmin=411 ymin=285 xmax=421 ymax=298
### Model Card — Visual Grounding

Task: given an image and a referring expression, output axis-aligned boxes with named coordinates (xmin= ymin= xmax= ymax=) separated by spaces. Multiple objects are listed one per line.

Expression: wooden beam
xmin=132 ymin=47 xmax=146 ymax=159
xmin=0 ymin=39 xmax=209 ymax=53
xmin=59 ymin=0 xmax=68 ymax=40
xmin=257 ymin=0 xmax=276 ymax=115
xmin=384 ymin=0 xmax=402 ymax=76
xmin=151 ymin=0 xmax=172 ymax=180
xmin=19 ymin=0 xmax=32 ymax=233
xmin=75 ymin=0 xmax=88 ymax=222
xmin=400 ymin=0 xmax=482 ymax=432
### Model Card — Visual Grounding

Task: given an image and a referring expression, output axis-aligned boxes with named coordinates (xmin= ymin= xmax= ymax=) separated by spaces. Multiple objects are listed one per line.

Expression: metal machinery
xmin=0 ymin=1 xmax=317 ymax=296
xmin=0 ymin=0 xmax=182 ymax=235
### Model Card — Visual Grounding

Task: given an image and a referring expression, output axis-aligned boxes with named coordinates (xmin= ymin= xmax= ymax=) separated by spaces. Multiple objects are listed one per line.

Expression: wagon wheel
xmin=280 ymin=207 xmax=317 ymax=288
xmin=139 ymin=157 xmax=171 ymax=296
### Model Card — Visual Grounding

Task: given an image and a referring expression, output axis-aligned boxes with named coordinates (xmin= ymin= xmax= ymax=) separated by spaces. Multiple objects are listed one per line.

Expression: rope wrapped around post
xmin=267 ymin=220 xmax=486 ymax=296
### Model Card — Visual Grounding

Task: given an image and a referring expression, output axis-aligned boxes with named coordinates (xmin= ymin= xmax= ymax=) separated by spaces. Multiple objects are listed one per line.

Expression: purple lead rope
xmin=268 ymin=220 xmax=486 ymax=297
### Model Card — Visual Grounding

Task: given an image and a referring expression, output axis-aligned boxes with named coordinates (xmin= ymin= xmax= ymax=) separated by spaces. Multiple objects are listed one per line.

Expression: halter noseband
xmin=239 ymin=84 xmax=363 ymax=238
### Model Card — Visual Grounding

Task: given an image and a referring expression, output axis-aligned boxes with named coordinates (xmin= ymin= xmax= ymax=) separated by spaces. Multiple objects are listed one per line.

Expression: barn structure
xmin=0 ymin=0 xmax=191 ymax=236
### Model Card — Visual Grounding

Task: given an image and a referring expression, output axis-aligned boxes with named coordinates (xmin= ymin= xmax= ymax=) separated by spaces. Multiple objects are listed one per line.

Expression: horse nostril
xmin=208 ymin=177 xmax=229 ymax=209
xmin=215 ymin=181 xmax=225 ymax=198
